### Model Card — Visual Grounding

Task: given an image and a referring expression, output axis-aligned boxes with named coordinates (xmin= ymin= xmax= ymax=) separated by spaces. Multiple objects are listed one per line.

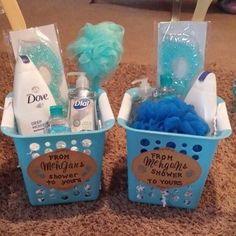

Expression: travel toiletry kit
xmin=0 ymin=20 xmax=232 ymax=209
xmin=1 ymin=22 xmax=121 ymax=205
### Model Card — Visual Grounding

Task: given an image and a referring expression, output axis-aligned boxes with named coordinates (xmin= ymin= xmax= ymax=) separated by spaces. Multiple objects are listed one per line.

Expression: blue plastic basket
xmin=118 ymin=88 xmax=232 ymax=209
xmin=1 ymin=90 xmax=114 ymax=206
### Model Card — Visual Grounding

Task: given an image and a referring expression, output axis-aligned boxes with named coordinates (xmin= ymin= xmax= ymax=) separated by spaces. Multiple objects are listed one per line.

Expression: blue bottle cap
xmin=50 ymin=105 xmax=63 ymax=117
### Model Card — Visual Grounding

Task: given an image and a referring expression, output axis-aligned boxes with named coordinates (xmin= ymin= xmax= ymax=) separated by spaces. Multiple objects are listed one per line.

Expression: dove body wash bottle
xmin=13 ymin=55 xmax=56 ymax=135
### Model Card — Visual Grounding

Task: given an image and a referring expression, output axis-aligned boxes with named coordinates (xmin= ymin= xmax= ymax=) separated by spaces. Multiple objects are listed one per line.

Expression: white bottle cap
xmin=15 ymin=55 xmax=34 ymax=74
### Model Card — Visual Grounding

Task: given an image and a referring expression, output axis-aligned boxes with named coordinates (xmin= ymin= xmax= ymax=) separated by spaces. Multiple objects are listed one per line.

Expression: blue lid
xmin=50 ymin=105 xmax=63 ymax=117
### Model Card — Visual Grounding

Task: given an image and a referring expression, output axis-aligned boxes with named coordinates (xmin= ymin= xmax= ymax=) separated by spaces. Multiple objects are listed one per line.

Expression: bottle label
xmin=27 ymin=93 xmax=49 ymax=104
xmin=18 ymin=87 xmax=52 ymax=134
xmin=73 ymin=98 xmax=90 ymax=110
xmin=48 ymin=125 xmax=70 ymax=134
xmin=31 ymin=119 xmax=45 ymax=133
xmin=69 ymin=97 xmax=95 ymax=132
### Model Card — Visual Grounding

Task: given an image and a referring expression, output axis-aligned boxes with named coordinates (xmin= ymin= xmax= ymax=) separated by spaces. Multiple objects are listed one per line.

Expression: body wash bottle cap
xmin=50 ymin=105 xmax=64 ymax=118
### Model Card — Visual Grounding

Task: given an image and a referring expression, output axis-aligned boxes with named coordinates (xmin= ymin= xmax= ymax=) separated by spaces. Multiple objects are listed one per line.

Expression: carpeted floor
xmin=0 ymin=51 xmax=235 ymax=235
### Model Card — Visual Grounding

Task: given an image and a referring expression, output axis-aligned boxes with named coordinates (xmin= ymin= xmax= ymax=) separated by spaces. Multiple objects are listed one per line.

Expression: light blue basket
xmin=1 ymin=90 xmax=114 ymax=206
xmin=118 ymin=88 xmax=232 ymax=209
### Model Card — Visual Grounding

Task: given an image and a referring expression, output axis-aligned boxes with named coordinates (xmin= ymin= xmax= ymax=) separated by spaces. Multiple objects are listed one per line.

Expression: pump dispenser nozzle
xmin=67 ymin=72 xmax=89 ymax=89
xmin=132 ymin=77 xmax=153 ymax=99
xmin=76 ymin=72 xmax=89 ymax=89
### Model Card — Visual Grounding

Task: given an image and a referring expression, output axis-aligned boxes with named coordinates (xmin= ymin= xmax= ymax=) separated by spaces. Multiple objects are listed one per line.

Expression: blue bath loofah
xmin=68 ymin=21 xmax=124 ymax=92
xmin=159 ymin=34 xmax=202 ymax=97
xmin=130 ymin=97 xmax=210 ymax=136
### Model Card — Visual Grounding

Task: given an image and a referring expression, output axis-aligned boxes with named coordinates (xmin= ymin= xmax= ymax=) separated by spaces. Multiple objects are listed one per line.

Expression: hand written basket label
xmin=132 ymin=148 xmax=201 ymax=189
xmin=27 ymin=148 xmax=97 ymax=190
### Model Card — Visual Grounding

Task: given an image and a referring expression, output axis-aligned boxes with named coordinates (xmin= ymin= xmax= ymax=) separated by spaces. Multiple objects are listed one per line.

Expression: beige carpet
xmin=0 ymin=51 xmax=235 ymax=235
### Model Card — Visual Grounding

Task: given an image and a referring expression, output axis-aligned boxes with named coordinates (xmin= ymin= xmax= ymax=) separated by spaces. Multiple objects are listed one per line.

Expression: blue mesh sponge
xmin=130 ymin=96 xmax=209 ymax=136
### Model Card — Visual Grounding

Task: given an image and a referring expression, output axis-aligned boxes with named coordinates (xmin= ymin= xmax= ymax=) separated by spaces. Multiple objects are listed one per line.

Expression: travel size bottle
xmin=45 ymin=105 xmax=70 ymax=134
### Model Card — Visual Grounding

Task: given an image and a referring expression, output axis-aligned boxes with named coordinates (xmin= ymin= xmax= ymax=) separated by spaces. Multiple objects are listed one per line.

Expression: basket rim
xmin=1 ymin=90 xmax=115 ymax=139
xmin=117 ymin=117 xmax=232 ymax=141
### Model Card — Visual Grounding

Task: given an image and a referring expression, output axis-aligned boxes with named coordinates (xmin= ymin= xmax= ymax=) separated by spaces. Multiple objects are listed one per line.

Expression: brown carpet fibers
xmin=0 ymin=53 xmax=236 ymax=235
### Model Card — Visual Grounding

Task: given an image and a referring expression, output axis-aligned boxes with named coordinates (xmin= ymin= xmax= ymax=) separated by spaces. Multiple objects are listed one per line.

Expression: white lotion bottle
xmin=185 ymin=71 xmax=217 ymax=135
xmin=13 ymin=55 xmax=56 ymax=135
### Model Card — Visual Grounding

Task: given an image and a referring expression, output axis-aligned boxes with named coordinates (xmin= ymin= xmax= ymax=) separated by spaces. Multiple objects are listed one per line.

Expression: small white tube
xmin=216 ymin=102 xmax=231 ymax=131
xmin=1 ymin=96 xmax=14 ymax=129
xmin=118 ymin=93 xmax=132 ymax=121
xmin=98 ymin=92 xmax=114 ymax=122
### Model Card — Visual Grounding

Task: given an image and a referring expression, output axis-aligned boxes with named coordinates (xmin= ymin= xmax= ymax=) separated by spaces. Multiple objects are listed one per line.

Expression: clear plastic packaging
xmin=0 ymin=10 xmax=15 ymax=76
xmin=157 ymin=21 xmax=208 ymax=98
xmin=9 ymin=24 xmax=68 ymax=112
